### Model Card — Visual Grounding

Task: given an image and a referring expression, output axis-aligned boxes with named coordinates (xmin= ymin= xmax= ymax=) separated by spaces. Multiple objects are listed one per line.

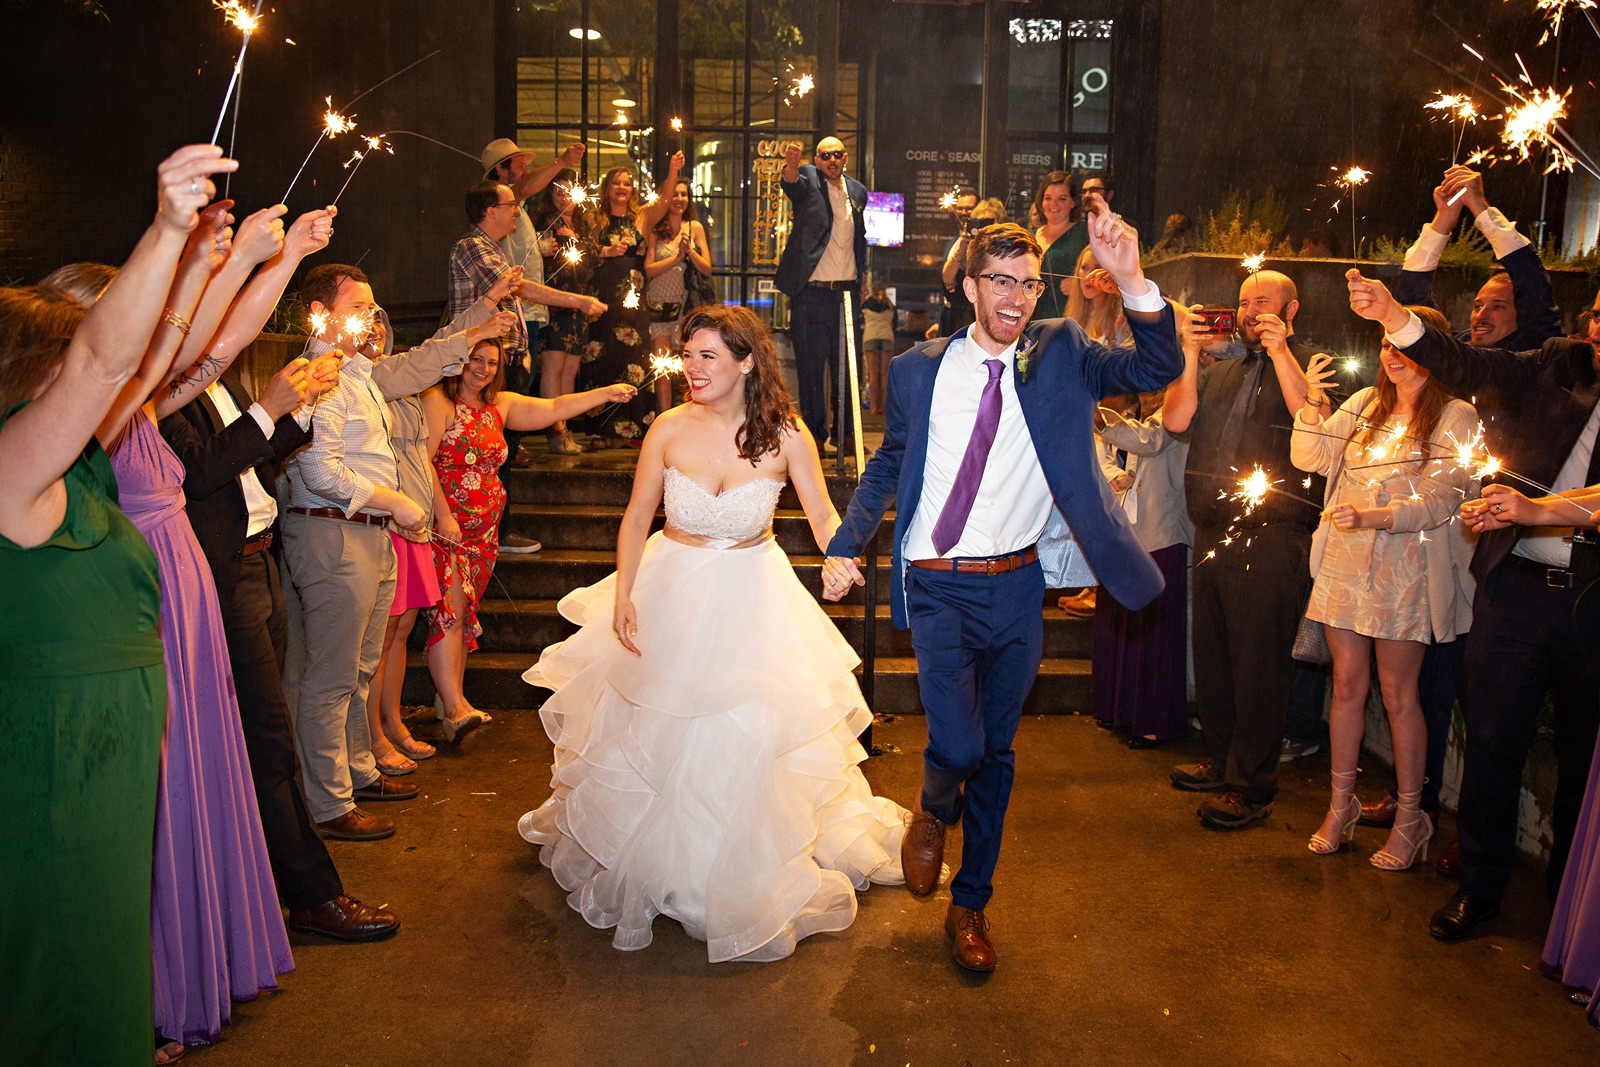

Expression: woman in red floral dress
xmin=423 ymin=337 xmax=635 ymax=740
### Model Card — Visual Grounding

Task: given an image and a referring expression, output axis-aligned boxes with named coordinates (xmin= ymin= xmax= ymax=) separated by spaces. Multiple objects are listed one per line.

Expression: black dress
xmin=577 ymin=214 xmax=656 ymax=443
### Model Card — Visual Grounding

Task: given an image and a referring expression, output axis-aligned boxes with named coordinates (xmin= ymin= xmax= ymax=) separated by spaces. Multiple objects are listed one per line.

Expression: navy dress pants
xmin=905 ymin=560 xmax=1045 ymax=911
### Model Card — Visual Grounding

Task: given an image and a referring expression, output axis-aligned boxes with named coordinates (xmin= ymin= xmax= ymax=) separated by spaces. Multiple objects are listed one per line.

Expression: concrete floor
xmin=194 ymin=711 xmax=1596 ymax=1067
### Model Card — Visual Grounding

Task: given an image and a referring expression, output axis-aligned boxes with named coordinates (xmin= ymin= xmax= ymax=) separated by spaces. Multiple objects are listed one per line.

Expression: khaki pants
xmin=280 ymin=511 xmax=396 ymax=823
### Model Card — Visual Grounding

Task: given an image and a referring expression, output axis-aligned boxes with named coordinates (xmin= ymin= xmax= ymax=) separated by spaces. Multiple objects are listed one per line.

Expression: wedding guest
xmin=1291 ymin=306 xmax=1478 ymax=869
xmin=1094 ymin=355 xmax=1197 ymax=747
xmin=363 ymin=296 xmax=518 ymax=774
xmin=1346 ymin=273 xmax=1600 ymax=941
xmin=0 ymin=144 xmax=231 ymax=1066
xmin=1032 ymin=170 xmax=1087 ymax=320
xmin=938 ymin=197 xmax=1005 ymax=338
xmin=532 ymin=168 xmax=599 ymax=455
xmin=423 ymin=337 xmax=633 ymax=738
xmin=861 ymin=284 xmax=896 ymax=415
xmin=579 ymin=156 xmax=683 ymax=446
xmin=644 ymin=177 xmax=713 ymax=412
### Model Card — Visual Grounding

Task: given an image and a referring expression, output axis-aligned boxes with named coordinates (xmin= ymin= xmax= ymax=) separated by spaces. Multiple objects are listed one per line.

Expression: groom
xmin=821 ymin=205 xmax=1180 ymax=971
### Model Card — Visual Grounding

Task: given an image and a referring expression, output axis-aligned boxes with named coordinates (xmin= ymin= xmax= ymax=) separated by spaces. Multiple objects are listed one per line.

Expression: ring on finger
xmin=190 ymin=181 xmax=199 ymax=195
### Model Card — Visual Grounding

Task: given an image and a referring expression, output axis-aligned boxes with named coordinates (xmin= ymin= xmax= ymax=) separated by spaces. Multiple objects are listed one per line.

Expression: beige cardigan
xmin=1290 ymin=388 xmax=1479 ymax=641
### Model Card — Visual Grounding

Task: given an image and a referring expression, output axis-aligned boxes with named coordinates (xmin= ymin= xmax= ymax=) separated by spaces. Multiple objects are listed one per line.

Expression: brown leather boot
xmin=945 ymin=904 xmax=996 ymax=972
xmin=902 ymin=807 xmax=947 ymax=897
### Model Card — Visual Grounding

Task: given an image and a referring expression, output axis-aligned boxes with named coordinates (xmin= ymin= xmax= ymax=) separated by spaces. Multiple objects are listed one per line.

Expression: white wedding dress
xmin=520 ymin=466 xmax=906 ymax=962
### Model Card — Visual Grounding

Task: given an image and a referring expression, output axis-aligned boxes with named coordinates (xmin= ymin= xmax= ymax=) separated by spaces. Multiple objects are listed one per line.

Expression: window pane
xmin=1007 ymin=17 xmax=1063 ymax=133
xmin=1068 ymin=20 xmax=1114 ymax=135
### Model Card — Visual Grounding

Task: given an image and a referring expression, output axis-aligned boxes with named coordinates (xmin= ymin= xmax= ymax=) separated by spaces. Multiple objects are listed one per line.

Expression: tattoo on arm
xmin=166 ymin=353 xmax=227 ymax=400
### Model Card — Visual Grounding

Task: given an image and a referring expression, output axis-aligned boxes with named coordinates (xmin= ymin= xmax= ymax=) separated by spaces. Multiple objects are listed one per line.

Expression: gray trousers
xmin=280 ymin=511 xmax=396 ymax=823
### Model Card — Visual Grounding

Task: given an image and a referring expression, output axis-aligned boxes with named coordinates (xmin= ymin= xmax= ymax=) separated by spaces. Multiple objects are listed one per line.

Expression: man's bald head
xmin=1237 ymin=270 xmax=1300 ymax=345
xmin=814 ymin=136 xmax=847 ymax=182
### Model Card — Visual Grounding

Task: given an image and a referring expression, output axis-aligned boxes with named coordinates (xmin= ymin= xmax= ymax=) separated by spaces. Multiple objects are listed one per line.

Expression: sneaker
xmin=1198 ymin=791 xmax=1273 ymax=829
xmin=499 ymin=533 xmax=543 ymax=554
xmin=1280 ymin=738 xmax=1321 ymax=762
xmin=1170 ymin=759 xmax=1228 ymax=792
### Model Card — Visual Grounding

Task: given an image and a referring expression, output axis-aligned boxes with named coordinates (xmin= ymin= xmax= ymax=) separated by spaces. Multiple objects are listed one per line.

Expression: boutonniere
xmin=1015 ymin=341 xmax=1039 ymax=383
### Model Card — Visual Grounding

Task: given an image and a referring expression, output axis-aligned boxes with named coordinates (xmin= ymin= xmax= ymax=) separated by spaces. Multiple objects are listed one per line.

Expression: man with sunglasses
xmin=821 ymin=202 xmax=1180 ymax=972
xmin=777 ymin=136 xmax=868 ymax=455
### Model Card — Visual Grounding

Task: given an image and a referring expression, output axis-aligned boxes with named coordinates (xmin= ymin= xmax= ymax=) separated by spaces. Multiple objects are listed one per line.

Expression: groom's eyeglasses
xmin=978 ymin=273 xmax=1047 ymax=300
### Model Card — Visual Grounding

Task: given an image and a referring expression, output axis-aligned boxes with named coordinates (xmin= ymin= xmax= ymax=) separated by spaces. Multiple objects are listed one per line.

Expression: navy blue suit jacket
xmin=775 ymin=165 xmax=867 ymax=297
xmin=827 ymin=305 xmax=1183 ymax=628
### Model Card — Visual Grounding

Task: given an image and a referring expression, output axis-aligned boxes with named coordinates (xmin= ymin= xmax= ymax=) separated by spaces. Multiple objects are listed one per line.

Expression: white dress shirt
xmin=809 ymin=178 xmax=858 ymax=283
xmin=204 ymin=380 xmax=281 ymax=538
xmin=1512 ymin=400 xmax=1600 ymax=568
xmin=902 ymin=333 xmax=1054 ymax=560
xmin=1403 ymin=206 xmax=1529 ymax=272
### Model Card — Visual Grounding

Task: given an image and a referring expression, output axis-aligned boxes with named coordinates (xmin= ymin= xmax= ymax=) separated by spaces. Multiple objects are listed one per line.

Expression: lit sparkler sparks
xmin=1425 ymin=90 xmax=1480 ymax=164
xmin=670 ymin=117 xmax=684 ymax=132
xmin=308 ymin=310 xmax=330 ymax=337
xmin=622 ymin=284 xmax=641 ymax=311
xmin=1498 ymin=85 xmax=1575 ymax=172
xmin=1231 ymin=465 xmax=1278 ymax=517
xmin=209 ymin=0 xmax=265 ymax=146
xmin=562 ymin=241 xmax=584 ymax=266
xmin=1342 ymin=357 xmax=1363 ymax=376
xmin=282 ymin=97 xmax=357 ymax=204
xmin=614 ymin=109 xmax=630 ymax=126
xmin=1535 ymin=0 xmax=1596 ymax=44
xmin=1331 ymin=165 xmax=1372 ymax=259
xmin=938 ymin=187 xmax=961 ymax=211
xmin=330 ymin=134 xmax=394 ymax=207
xmin=787 ymin=72 xmax=815 ymax=102
xmin=1241 ymin=252 xmax=1266 ymax=273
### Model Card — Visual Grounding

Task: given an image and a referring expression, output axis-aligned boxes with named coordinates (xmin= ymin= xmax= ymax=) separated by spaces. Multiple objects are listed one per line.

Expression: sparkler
xmin=938 ymin=187 xmax=962 ymax=211
xmin=594 ymin=356 xmax=684 ymax=425
xmin=1334 ymin=165 xmax=1371 ymax=258
xmin=622 ymin=284 xmax=641 ymax=310
xmin=1535 ymin=0 xmax=1595 ymax=44
xmin=1424 ymin=90 xmax=1480 ymax=164
xmin=381 ymin=130 xmax=480 ymax=164
xmin=1497 ymin=85 xmax=1576 ymax=173
xmin=428 ymin=529 xmax=524 ymax=612
xmin=209 ymin=0 xmax=264 ymax=146
xmin=1241 ymin=252 xmax=1266 ymax=273
xmin=787 ymin=72 xmax=815 ymax=103
xmin=283 ymin=99 xmax=356 ymax=204
xmin=614 ymin=109 xmax=630 ymax=126
xmin=330 ymin=135 xmax=394 ymax=207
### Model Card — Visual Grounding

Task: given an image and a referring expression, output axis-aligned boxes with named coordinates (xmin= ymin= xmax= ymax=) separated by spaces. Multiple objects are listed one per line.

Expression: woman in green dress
xmin=1032 ymin=170 xmax=1087 ymax=321
xmin=0 ymin=145 xmax=235 ymax=1066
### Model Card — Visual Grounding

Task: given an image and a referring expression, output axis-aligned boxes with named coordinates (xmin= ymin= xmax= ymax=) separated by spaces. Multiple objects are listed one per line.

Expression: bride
xmin=519 ymin=303 xmax=905 ymax=962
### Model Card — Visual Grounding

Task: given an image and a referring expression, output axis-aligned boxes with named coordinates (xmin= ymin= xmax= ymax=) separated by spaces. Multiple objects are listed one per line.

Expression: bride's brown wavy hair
xmin=678 ymin=304 xmax=797 ymax=465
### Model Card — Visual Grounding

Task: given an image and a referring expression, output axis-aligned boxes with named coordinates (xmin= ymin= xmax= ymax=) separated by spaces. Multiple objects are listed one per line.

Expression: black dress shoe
xmin=287 ymin=894 xmax=401 ymax=942
xmin=1429 ymin=891 xmax=1500 ymax=942
xmin=1127 ymin=736 xmax=1166 ymax=750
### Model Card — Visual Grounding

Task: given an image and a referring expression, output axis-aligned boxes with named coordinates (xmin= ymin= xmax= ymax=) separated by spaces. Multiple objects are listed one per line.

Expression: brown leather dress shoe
xmin=316 ymin=807 xmax=396 ymax=841
xmin=945 ymin=904 xmax=996 ymax=972
xmin=353 ymin=773 xmax=420 ymax=802
xmin=902 ymin=807 xmax=947 ymax=897
xmin=1359 ymin=793 xmax=1398 ymax=828
xmin=1436 ymin=838 xmax=1461 ymax=877
xmin=286 ymin=894 xmax=401 ymax=942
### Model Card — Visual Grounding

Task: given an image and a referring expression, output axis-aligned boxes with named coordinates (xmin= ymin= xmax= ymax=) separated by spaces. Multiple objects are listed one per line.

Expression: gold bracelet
xmin=161 ymin=308 xmax=192 ymax=336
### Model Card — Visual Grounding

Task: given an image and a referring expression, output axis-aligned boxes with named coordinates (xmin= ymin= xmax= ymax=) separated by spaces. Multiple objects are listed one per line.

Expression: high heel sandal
xmin=1371 ymin=789 xmax=1432 ymax=871
xmin=1308 ymin=769 xmax=1361 ymax=854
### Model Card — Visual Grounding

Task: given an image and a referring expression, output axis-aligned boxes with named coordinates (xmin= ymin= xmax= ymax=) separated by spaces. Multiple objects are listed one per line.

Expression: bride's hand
xmin=614 ymin=596 xmax=641 ymax=655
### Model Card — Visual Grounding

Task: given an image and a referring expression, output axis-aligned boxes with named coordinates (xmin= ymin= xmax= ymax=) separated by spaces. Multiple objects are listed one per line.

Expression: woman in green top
xmin=1032 ymin=170 xmax=1087 ymax=321
xmin=0 ymin=145 xmax=236 ymax=1066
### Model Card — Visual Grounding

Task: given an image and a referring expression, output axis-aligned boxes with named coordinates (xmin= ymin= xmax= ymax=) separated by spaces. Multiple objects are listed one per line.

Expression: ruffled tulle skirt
xmin=520 ymin=533 xmax=905 ymax=963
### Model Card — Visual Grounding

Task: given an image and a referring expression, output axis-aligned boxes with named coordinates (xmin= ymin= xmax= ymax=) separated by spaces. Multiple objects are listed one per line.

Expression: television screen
xmin=864 ymin=191 xmax=904 ymax=247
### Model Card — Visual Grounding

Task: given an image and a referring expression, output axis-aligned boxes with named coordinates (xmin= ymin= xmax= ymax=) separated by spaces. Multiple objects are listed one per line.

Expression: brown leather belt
xmin=910 ymin=547 xmax=1039 ymax=576
xmin=240 ymin=530 xmax=274 ymax=557
xmin=808 ymin=279 xmax=857 ymax=291
xmin=288 ymin=506 xmax=388 ymax=528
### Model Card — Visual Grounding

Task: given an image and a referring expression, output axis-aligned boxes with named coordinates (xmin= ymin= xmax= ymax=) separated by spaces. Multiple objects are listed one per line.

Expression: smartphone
xmin=1197 ymin=307 xmax=1236 ymax=334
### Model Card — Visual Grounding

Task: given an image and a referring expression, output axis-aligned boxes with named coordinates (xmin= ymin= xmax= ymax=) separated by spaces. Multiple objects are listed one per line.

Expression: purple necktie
xmin=931 ymin=358 xmax=1005 ymax=556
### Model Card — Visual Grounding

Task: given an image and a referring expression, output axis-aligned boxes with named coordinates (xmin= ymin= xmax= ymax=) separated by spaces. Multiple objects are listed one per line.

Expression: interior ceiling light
xmin=611 ymin=97 xmax=637 ymax=108
xmin=568 ymin=27 xmax=601 ymax=40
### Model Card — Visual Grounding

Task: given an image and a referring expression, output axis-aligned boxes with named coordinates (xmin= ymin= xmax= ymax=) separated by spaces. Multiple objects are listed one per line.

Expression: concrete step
xmin=402 ymin=651 xmax=1092 ymax=714
xmin=449 ymin=597 xmax=1094 ymax=659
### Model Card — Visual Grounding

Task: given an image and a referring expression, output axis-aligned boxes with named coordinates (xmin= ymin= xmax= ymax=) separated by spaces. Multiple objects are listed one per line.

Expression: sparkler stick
xmin=282 ymin=100 xmax=356 ymax=204
xmin=341 ymin=49 xmax=443 ymax=110
xmin=210 ymin=0 xmax=264 ymax=146
xmin=330 ymin=135 xmax=394 ymax=207
xmin=428 ymin=529 xmax=524 ymax=613
xmin=381 ymin=130 xmax=481 ymax=164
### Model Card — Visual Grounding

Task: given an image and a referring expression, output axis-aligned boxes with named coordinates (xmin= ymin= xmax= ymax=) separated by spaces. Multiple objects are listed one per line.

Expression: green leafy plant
xmin=1194 ymin=188 xmax=1296 ymax=257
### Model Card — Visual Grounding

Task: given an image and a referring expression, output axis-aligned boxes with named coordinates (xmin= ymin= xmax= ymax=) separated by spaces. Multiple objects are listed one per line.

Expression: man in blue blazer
xmin=822 ymin=208 xmax=1181 ymax=971
xmin=777 ymin=136 xmax=868 ymax=452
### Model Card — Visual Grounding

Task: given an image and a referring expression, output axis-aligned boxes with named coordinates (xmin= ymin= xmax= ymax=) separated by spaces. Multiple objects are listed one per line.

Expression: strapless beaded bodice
xmin=663 ymin=467 xmax=784 ymax=543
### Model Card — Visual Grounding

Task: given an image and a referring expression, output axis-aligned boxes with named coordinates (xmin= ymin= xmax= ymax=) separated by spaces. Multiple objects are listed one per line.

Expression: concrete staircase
xmin=403 ymin=451 xmax=1095 ymax=712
